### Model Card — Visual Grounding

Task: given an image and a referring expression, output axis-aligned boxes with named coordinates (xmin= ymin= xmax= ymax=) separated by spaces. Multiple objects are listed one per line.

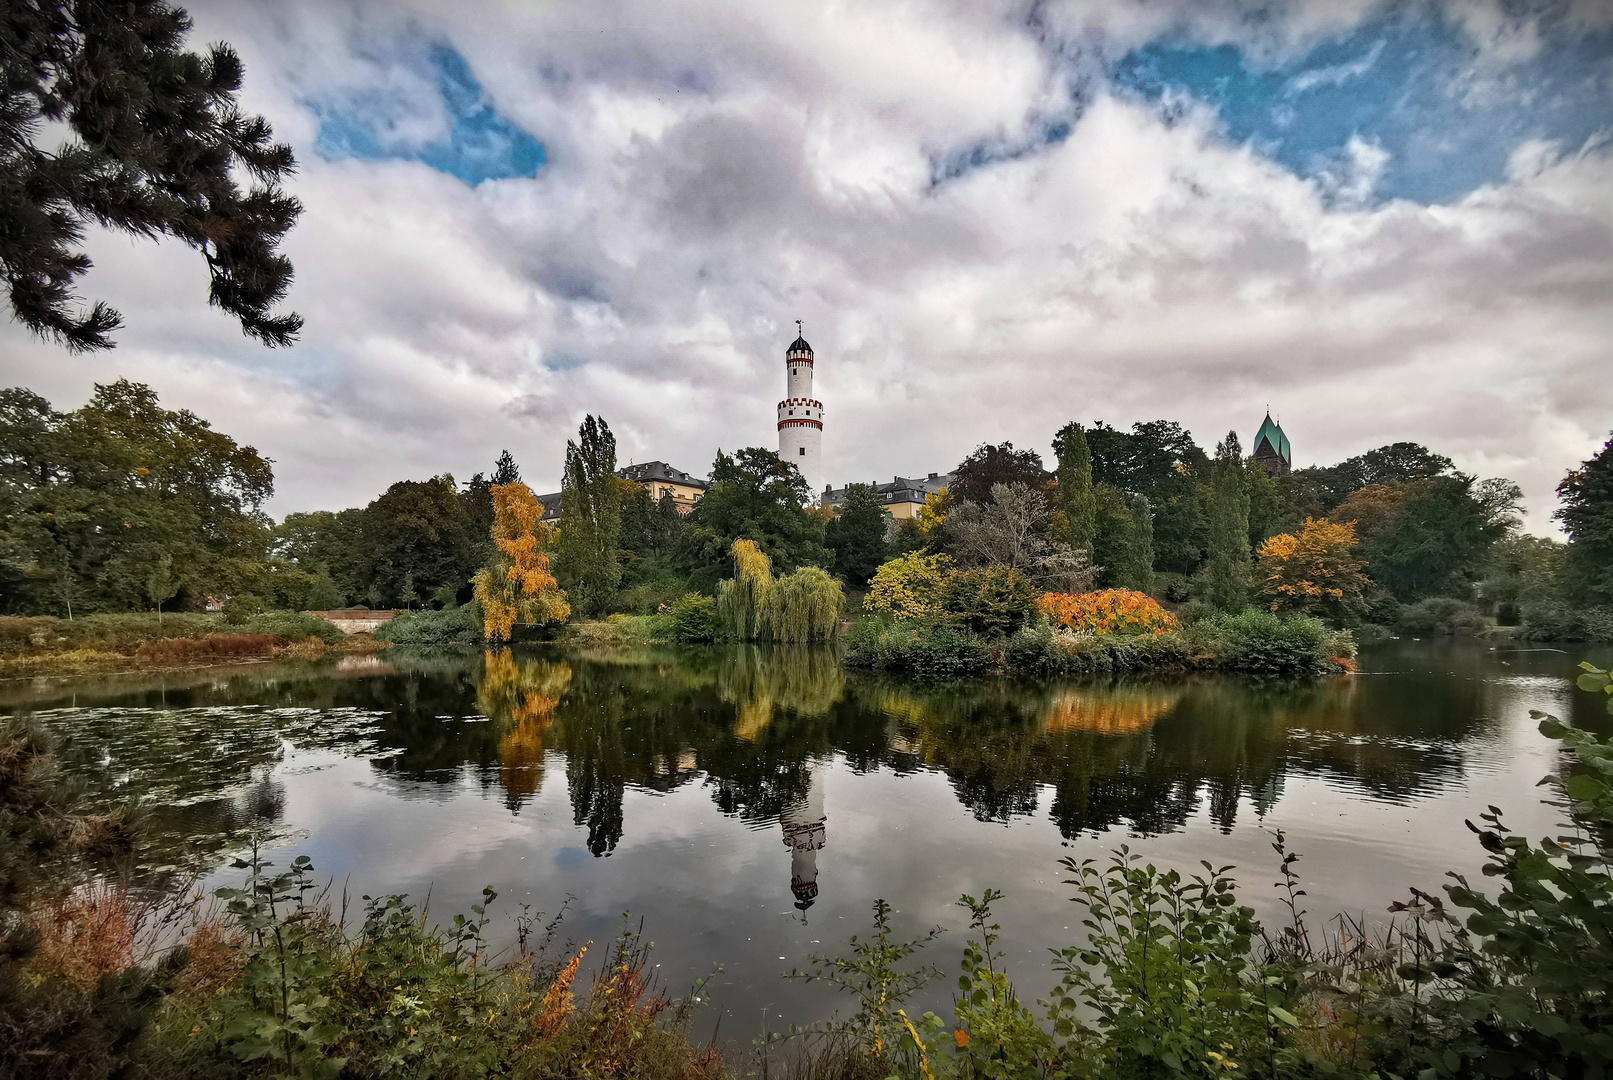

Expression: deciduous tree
xmin=1557 ymin=432 xmax=1613 ymax=604
xmin=473 ymin=483 xmax=569 ymax=641
xmin=826 ymin=484 xmax=891 ymax=587
xmin=555 ymin=415 xmax=622 ymax=616
xmin=1257 ymin=517 xmax=1370 ymax=622
xmin=950 ymin=442 xmax=1048 ymax=506
xmin=681 ymin=448 xmax=828 ymax=574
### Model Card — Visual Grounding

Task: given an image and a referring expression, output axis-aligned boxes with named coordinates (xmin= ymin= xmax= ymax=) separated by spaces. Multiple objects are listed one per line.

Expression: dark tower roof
xmin=787 ymin=334 xmax=813 ymax=355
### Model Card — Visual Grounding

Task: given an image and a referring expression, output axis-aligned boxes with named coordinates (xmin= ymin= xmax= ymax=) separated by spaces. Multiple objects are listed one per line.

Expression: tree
xmin=944 ymin=482 xmax=1048 ymax=571
xmin=1256 ymin=518 xmax=1370 ymax=622
xmin=1246 ymin=463 xmax=1281 ymax=547
xmin=950 ymin=442 xmax=1048 ymax=506
xmin=825 ymin=484 xmax=890 ymax=588
xmin=362 ymin=476 xmax=473 ymax=607
xmin=555 ymin=415 xmax=622 ymax=617
xmin=473 ymin=482 xmax=569 ymax=641
xmin=2 ymin=0 xmax=301 ymax=350
xmin=1091 ymin=485 xmax=1152 ymax=592
xmin=864 ymin=551 xmax=955 ymax=620
xmin=1201 ymin=432 xmax=1251 ymax=610
xmin=1556 ymin=432 xmax=1613 ymax=604
xmin=272 ymin=508 xmax=366 ymax=604
xmin=681 ymin=448 xmax=828 ymax=574
xmin=492 ymin=450 xmax=521 ymax=486
xmin=0 ymin=380 xmax=275 ymax=613
xmin=715 ymin=538 xmax=842 ymax=643
xmin=620 ymin=485 xmax=685 ymax=560
xmin=1126 ymin=493 xmax=1155 ymax=593
xmin=1053 ymin=422 xmax=1096 ymax=554
xmin=1364 ymin=476 xmax=1501 ymax=600
xmin=1086 ymin=420 xmax=1207 ymax=573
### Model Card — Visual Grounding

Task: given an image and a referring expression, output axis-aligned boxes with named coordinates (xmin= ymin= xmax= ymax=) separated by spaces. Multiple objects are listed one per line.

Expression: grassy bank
xmin=846 ymin=609 xmax=1356 ymax=678
xmin=0 ymin=612 xmax=385 ymax=676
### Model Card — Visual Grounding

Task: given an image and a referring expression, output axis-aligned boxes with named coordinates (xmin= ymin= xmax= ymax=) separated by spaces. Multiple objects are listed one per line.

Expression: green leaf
xmin=1565 ymin=773 xmax=1606 ymax=802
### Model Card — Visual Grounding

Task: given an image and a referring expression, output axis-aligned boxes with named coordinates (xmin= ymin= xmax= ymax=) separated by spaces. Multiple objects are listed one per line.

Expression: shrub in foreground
xmin=843 ymin=616 xmax=994 ymax=676
xmin=654 ymin=593 xmax=723 ymax=643
xmin=1037 ymin=589 xmax=1178 ymax=636
xmin=375 ymin=606 xmax=483 ymax=646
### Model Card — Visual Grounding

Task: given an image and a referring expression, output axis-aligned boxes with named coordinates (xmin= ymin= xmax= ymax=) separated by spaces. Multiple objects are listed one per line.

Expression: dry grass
xmin=25 ymin=884 xmax=138 ymax=990
xmin=134 ymin=634 xmax=277 ymax=665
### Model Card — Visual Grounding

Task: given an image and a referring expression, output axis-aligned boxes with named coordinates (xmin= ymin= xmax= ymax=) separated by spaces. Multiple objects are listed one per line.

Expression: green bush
xmin=1195 ymin=609 xmax=1345 ymax=676
xmin=843 ymin=615 xmax=995 ymax=676
xmin=654 ymin=594 xmax=722 ymax=643
xmin=1520 ymin=603 xmax=1613 ymax=643
xmin=1395 ymin=596 xmax=1488 ymax=637
xmin=241 ymin=610 xmax=346 ymax=644
xmin=375 ymin=607 xmax=482 ymax=646
xmin=939 ymin=566 xmax=1037 ymax=638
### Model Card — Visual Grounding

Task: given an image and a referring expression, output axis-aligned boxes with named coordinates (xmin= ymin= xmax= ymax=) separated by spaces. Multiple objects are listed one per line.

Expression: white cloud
xmin=0 ymin=0 xmax=1608 ymax=535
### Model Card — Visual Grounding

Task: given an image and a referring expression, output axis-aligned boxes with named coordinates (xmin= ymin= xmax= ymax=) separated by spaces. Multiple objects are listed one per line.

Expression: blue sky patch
xmin=1109 ymin=10 xmax=1613 ymax=204
xmin=313 ymin=44 xmax=545 ymax=186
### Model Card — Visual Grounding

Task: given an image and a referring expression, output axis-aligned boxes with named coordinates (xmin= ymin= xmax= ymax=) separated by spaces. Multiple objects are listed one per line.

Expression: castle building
xmin=823 ymin=472 xmax=952 ymax=519
xmin=537 ymin=460 xmax=709 ymax=521
xmin=778 ymin=324 xmax=823 ymax=496
xmin=1251 ymin=412 xmax=1292 ymax=476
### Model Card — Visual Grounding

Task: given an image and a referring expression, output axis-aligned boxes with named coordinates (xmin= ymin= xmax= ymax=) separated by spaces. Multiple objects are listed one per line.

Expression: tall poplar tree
xmin=556 ymin=415 xmax=622 ymax=615
xmin=1127 ymin=493 xmax=1155 ymax=592
xmin=1203 ymin=432 xmax=1252 ymax=610
xmin=1053 ymin=421 xmax=1097 ymax=554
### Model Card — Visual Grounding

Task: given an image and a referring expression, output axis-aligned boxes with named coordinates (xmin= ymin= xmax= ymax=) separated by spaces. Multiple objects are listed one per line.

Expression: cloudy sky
xmin=4 ymin=0 xmax=1611 ymax=533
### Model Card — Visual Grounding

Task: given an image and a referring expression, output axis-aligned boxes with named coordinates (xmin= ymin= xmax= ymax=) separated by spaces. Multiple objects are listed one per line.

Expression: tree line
xmin=3 ymin=380 xmax=1610 ymax=638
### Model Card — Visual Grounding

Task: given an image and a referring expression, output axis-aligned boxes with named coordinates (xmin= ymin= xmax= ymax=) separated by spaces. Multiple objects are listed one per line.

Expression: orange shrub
xmin=1038 ymin=589 xmax=1179 ymax=636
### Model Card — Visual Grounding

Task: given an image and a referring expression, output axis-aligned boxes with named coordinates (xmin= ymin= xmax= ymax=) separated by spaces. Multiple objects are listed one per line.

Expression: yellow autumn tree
xmin=864 ymin=551 xmax=955 ymax=620
xmin=1257 ymin=517 xmax=1371 ymax=622
xmin=473 ymin=482 xmax=571 ymax=642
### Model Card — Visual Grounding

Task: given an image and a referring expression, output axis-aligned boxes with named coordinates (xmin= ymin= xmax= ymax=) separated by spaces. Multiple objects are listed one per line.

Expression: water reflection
xmin=9 ymin=640 xmax=1611 ymax=916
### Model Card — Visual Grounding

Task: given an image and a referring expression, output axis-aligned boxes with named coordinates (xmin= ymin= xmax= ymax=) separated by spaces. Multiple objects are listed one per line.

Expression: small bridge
xmin=307 ymin=609 xmax=403 ymax=635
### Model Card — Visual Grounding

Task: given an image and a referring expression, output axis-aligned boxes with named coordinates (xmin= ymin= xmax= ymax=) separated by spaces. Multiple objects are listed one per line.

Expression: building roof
xmin=617 ymin=460 xmax=709 ymax=490
xmin=786 ymin=334 xmax=813 ymax=355
xmin=824 ymin=473 xmax=952 ymax=506
xmin=1253 ymin=412 xmax=1291 ymax=464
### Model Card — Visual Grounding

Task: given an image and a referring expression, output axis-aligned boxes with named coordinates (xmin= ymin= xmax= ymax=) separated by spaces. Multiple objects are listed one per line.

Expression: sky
xmin=3 ymin=0 xmax=1611 ymax=534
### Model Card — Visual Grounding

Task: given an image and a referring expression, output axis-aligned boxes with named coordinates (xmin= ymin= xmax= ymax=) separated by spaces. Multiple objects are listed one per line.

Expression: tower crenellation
xmin=777 ymin=320 xmax=822 ymax=496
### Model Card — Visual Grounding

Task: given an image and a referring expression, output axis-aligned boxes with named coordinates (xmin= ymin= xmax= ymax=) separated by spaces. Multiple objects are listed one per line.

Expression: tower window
xmin=799 ymin=447 xmax=805 ymax=456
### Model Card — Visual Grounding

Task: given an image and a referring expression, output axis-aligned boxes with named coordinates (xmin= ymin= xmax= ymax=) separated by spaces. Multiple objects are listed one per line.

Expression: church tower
xmin=777 ymin=322 xmax=823 ymax=498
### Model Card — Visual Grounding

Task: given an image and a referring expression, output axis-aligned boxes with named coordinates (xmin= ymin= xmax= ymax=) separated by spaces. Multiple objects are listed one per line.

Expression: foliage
xmin=1085 ymin=419 xmax=1207 ymax=574
xmin=944 ymin=483 xmax=1048 ymax=572
xmin=621 ymin=486 xmax=688 ymax=561
xmin=949 ymin=442 xmax=1047 ymax=506
xmin=681 ymin=448 xmax=829 ymax=575
xmin=1256 ymin=517 xmax=1371 ymax=622
xmin=826 ymin=484 xmax=891 ymax=588
xmin=271 ymin=509 xmax=368 ymax=605
xmin=241 ymin=610 xmax=346 ymax=645
xmin=1004 ymin=610 xmax=1351 ymax=678
xmin=1052 ymin=422 xmax=1096 ymax=554
xmin=1038 ymin=590 xmax=1179 ymax=636
xmin=653 ymin=594 xmax=723 ymax=643
xmin=0 ymin=382 xmax=276 ymax=616
xmin=0 ymin=0 xmax=302 ymax=351
xmin=864 ymin=552 xmax=956 ymax=621
xmin=1201 ymin=432 xmax=1252 ymax=611
xmin=1246 ymin=461 xmax=1282 ymax=546
xmin=1197 ymin=609 xmax=1345 ymax=676
xmin=717 ymin=540 xmax=843 ymax=643
xmin=1394 ymin=597 xmax=1488 ymax=637
xmin=1363 ymin=476 xmax=1509 ymax=601
xmin=939 ymin=567 xmax=1037 ymax=638
xmin=1556 ymin=431 xmax=1613 ymax=605
xmin=472 ymin=482 xmax=570 ymax=643
xmin=555 ymin=415 xmax=623 ymax=617
xmin=1479 ymin=534 xmax=1566 ymax=624
xmin=842 ymin=615 xmax=995 ymax=676
xmin=1092 ymin=485 xmax=1153 ymax=591
xmin=374 ymin=607 xmax=482 ymax=646
xmin=1519 ymin=603 xmax=1613 ymax=643
xmin=361 ymin=475 xmax=475 ymax=609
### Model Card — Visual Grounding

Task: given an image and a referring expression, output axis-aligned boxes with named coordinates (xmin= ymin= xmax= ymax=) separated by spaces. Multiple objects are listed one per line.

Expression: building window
xmin=799 ymin=447 xmax=805 ymax=456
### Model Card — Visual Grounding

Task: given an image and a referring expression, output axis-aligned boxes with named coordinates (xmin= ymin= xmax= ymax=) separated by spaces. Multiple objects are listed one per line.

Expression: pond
xmin=5 ymin=640 xmax=1611 ymax=1039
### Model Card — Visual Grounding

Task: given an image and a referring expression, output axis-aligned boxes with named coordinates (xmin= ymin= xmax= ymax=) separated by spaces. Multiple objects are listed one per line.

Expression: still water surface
xmin=5 ymin=641 xmax=1610 ymax=1035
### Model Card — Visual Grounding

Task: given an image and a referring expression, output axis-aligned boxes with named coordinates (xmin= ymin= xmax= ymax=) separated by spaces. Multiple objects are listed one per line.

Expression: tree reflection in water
xmin=477 ymin=650 xmax=572 ymax=809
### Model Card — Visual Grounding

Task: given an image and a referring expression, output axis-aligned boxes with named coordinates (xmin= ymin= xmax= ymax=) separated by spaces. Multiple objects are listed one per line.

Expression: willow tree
xmin=555 ymin=414 xmax=622 ymax=616
xmin=473 ymin=482 xmax=570 ymax=642
xmin=717 ymin=539 xmax=843 ymax=643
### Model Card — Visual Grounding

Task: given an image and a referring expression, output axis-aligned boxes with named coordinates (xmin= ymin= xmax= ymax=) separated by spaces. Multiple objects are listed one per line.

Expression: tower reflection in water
xmin=780 ymin=766 xmax=826 ymax=914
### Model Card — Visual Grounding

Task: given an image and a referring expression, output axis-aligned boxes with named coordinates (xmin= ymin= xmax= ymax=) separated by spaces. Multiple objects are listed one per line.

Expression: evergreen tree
xmin=1246 ymin=463 xmax=1282 ymax=546
xmin=1053 ymin=421 xmax=1097 ymax=555
xmin=1091 ymin=484 xmax=1131 ymax=590
xmin=1 ymin=0 xmax=302 ymax=350
xmin=825 ymin=484 xmax=891 ymax=587
xmin=556 ymin=415 xmax=622 ymax=615
xmin=1202 ymin=432 xmax=1252 ymax=610
xmin=1127 ymin=493 xmax=1155 ymax=592
xmin=1557 ymin=433 xmax=1613 ymax=605
xmin=492 ymin=450 xmax=521 ymax=485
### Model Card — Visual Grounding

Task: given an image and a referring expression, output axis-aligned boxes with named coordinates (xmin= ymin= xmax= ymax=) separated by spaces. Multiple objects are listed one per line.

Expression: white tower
xmin=777 ymin=321 xmax=822 ymax=498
